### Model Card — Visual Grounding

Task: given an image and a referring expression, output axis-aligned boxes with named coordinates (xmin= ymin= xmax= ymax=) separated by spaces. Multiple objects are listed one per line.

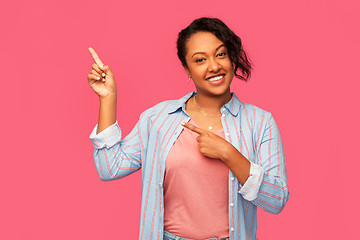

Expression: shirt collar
xmin=167 ymin=91 xmax=241 ymax=116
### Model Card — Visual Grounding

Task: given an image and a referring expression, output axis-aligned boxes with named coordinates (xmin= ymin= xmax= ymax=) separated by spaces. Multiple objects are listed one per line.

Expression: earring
xmin=187 ymin=76 xmax=191 ymax=83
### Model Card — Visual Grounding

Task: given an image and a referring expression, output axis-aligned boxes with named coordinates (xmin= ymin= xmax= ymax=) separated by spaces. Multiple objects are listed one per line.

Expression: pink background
xmin=1 ymin=0 xmax=359 ymax=239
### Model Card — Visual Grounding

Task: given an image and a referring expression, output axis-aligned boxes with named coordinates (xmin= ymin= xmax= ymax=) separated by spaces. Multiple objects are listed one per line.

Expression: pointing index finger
xmin=88 ymin=47 xmax=104 ymax=66
xmin=181 ymin=122 xmax=207 ymax=135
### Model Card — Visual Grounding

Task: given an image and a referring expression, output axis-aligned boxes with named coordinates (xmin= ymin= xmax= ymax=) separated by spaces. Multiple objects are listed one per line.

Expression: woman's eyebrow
xmin=191 ymin=44 xmax=226 ymax=59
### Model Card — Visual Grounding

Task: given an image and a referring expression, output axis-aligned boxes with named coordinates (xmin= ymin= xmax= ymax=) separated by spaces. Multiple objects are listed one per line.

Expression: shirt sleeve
xmin=238 ymin=113 xmax=289 ymax=214
xmin=89 ymin=120 xmax=142 ymax=181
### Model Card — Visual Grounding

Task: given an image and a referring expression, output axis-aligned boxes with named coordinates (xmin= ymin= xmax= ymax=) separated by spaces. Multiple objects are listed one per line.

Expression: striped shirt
xmin=89 ymin=91 xmax=289 ymax=240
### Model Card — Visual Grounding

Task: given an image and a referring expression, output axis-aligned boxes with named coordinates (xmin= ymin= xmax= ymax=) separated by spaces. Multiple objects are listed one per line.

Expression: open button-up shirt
xmin=89 ymin=91 xmax=289 ymax=240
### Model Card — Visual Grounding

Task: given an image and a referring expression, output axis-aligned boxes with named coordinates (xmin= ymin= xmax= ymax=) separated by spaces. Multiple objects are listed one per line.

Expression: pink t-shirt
xmin=163 ymin=119 xmax=229 ymax=239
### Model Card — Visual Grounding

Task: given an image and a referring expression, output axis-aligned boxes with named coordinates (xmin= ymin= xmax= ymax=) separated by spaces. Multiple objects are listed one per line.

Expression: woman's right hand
xmin=87 ymin=47 xmax=117 ymax=99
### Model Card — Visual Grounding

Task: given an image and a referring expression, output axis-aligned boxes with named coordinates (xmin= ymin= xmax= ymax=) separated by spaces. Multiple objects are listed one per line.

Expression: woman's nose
xmin=208 ymin=58 xmax=221 ymax=72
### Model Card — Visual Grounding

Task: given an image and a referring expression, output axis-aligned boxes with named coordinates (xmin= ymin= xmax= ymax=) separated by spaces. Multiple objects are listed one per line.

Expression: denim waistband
xmin=163 ymin=230 xmax=229 ymax=240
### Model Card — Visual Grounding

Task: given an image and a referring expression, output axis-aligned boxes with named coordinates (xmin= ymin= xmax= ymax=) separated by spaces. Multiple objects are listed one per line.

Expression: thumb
xmin=99 ymin=65 xmax=113 ymax=77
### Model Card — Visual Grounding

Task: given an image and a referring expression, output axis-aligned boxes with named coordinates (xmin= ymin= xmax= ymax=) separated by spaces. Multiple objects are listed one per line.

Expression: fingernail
xmin=102 ymin=78 xmax=105 ymax=82
xmin=97 ymin=77 xmax=100 ymax=80
xmin=102 ymin=73 xmax=105 ymax=77
xmin=181 ymin=122 xmax=185 ymax=126
xmin=99 ymin=64 xmax=104 ymax=68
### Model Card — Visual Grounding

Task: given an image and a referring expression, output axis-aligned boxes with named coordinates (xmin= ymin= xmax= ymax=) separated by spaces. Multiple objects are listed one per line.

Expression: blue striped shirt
xmin=89 ymin=91 xmax=289 ymax=240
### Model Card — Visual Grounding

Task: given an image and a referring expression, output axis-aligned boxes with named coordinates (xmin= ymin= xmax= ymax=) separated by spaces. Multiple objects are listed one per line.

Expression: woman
xmin=88 ymin=17 xmax=289 ymax=240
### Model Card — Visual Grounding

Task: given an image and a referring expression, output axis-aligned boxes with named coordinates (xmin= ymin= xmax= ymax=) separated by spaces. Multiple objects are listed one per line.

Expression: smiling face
xmin=184 ymin=31 xmax=234 ymax=97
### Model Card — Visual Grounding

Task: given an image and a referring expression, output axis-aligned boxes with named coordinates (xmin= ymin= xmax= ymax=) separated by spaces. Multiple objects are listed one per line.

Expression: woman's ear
xmin=184 ymin=66 xmax=191 ymax=78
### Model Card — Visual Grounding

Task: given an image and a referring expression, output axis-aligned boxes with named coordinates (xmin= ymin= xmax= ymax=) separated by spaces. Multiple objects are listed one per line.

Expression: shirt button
xmin=222 ymin=113 xmax=225 ymax=117
xmin=174 ymin=131 xmax=178 ymax=135
xmin=226 ymin=132 xmax=230 ymax=136
xmin=231 ymin=177 xmax=234 ymax=181
xmin=230 ymin=227 xmax=234 ymax=232
xmin=230 ymin=202 xmax=234 ymax=207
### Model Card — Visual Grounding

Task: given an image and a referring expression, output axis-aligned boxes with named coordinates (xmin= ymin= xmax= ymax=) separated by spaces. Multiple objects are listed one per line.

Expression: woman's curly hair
xmin=177 ymin=17 xmax=253 ymax=81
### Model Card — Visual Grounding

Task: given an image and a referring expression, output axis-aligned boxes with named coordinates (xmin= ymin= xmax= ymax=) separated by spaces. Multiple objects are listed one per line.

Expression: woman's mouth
xmin=206 ymin=74 xmax=225 ymax=85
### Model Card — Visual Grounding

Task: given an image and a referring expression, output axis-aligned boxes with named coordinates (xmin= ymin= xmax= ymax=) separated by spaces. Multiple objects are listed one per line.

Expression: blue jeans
xmin=163 ymin=230 xmax=230 ymax=240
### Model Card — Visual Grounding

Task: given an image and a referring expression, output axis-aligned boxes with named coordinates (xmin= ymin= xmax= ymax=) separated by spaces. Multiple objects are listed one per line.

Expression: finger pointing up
xmin=88 ymin=47 xmax=104 ymax=67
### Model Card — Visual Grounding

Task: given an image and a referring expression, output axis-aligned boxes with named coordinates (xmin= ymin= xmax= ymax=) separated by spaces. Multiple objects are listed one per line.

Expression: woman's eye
xmin=217 ymin=52 xmax=226 ymax=57
xmin=195 ymin=58 xmax=205 ymax=63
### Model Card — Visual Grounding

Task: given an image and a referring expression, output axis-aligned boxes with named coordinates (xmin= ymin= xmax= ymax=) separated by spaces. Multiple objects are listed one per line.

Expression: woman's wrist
xmin=99 ymin=93 xmax=117 ymax=102
xmin=97 ymin=93 xmax=117 ymax=134
xmin=220 ymin=143 xmax=238 ymax=163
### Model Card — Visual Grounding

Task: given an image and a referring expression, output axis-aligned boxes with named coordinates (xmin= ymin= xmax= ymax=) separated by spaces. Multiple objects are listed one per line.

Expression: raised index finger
xmin=181 ymin=122 xmax=207 ymax=135
xmin=88 ymin=47 xmax=104 ymax=66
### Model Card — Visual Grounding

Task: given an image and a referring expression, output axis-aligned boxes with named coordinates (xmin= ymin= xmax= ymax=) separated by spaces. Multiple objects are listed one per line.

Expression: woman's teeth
xmin=207 ymin=75 xmax=224 ymax=81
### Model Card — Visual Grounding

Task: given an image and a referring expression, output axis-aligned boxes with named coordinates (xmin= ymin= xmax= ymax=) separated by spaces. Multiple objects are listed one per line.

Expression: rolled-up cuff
xmin=238 ymin=162 xmax=265 ymax=201
xmin=89 ymin=121 xmax=121 ymax=149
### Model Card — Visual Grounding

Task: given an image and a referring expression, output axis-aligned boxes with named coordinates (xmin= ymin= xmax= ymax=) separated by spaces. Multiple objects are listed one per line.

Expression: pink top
xmin=163 ymin=119 xmax=229 ymax=239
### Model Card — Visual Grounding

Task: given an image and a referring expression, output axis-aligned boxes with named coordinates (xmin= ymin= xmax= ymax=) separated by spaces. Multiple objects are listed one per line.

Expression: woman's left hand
xmin=181 ymin=122 xmax=234 ymax=161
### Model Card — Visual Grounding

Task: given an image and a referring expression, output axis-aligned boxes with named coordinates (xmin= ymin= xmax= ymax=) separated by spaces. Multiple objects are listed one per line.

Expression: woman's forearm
xmin=222 ymin=145 xmax=251 ymax=186
xmin=97 ymin=94 xmax=117 ymax=134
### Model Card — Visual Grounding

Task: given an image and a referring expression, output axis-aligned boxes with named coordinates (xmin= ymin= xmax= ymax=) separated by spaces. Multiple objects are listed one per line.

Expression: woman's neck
xmin=194 ymin=90 xmax=232 ymax=113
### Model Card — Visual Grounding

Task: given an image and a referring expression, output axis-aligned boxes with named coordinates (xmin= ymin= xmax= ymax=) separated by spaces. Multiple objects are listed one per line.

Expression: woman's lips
xmin=206 ymin=74 xmax=225 ymax=85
